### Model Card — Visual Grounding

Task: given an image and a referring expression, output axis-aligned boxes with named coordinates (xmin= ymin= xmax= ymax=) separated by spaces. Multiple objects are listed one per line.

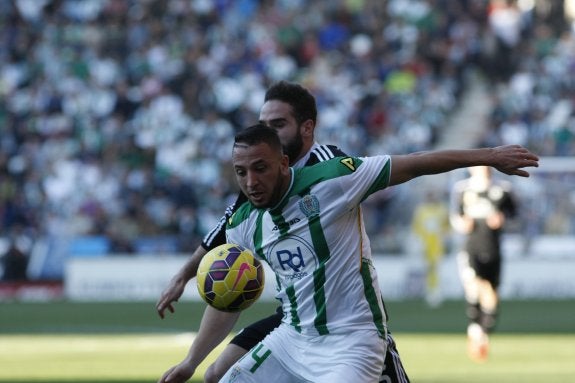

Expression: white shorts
xmin=219 ymin=323 xmax=386 ymax=383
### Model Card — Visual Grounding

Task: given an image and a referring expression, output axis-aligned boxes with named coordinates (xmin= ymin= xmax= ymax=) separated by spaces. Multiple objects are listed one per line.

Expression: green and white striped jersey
xmin=226 ymin=155 xmax=392 ymax=337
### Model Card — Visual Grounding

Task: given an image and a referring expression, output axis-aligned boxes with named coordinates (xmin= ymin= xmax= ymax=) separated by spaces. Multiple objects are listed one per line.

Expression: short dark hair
xmin=264 ymin=81 xmax=317 ymax=126
xmin=234 ymin=123 xmax=283 ymax=153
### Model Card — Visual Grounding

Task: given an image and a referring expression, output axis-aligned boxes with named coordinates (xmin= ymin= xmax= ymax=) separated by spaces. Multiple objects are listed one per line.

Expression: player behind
xmin=450 ymin=165 xmax=517 ymax=362
xmin=157 ymin=81 xmax=408 ymax=383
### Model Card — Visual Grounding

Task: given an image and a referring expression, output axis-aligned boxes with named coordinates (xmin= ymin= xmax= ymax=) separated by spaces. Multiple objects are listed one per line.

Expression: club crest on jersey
xmin=299 ymin=194 xmax=320 ymax=218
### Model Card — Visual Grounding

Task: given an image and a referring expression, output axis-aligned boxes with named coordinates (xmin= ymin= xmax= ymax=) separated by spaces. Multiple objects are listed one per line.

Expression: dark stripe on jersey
xmin=287 ymin=285 xmax=301 ymax=333
xmin=312 ymin=264 xmax=328 ymax=335
xmin=308 ymin=208 xmax=330 ymax=335
xmin=361 ymin=258 xmax=386 ymax=337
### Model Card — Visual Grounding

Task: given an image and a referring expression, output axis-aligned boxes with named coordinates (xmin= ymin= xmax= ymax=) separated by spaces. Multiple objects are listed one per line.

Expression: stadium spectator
xmin=0 ymin=1 xmax=495 ymax=256
xmin=0 ymin=0 xmax=571 ymax=271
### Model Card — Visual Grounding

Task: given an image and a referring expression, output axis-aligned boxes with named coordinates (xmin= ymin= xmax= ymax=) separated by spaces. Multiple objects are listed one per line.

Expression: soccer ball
xmin=197 ymin=243 xmax=265 ymax=312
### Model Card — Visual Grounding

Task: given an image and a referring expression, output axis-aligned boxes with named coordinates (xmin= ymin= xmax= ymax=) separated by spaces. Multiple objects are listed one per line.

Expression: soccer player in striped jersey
xmin=157 ymin=81 xmax=409 ymax=383
xmin=218 ymin=125 xmax=537 ymax=382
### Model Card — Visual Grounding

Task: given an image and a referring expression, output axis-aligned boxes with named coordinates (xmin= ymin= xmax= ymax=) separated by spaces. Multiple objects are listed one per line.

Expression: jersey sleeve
xmin=201 ymin=192 xmax=248 ymax=250
xmin=337 ymin=155 xmax=392 ymax=207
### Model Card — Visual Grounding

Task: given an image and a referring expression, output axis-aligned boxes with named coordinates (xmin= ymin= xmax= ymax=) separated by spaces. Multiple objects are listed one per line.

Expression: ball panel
xmin=224 ymin=245 xmax=245 ymax=265
xmin=210 ymin=269 xmax=228 ymax=281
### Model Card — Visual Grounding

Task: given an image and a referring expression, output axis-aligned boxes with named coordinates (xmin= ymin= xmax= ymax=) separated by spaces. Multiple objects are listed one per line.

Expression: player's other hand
xmin=156 ymin=276 xmax=186 ymax=319
xmin=491 ymin=145 xmax=539 ymax=177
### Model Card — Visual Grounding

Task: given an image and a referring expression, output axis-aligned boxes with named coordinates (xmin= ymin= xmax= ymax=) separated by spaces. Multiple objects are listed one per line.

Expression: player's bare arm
xmin=158 ymin=307 xmax=241 ymax=383
xmin=389 ymin=145 xmax=539 ymax=186
xmin=156 ymin=245 xmax=207 ymax=318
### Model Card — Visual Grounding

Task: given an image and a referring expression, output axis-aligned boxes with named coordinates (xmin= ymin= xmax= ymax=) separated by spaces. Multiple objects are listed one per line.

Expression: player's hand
xmin=490 ymin=145 xmax=539 ymax=177
xmin=156 ymin=276 xmax=186 ymax=319
xmin=157 ymin=362 xmax=195 ymax=383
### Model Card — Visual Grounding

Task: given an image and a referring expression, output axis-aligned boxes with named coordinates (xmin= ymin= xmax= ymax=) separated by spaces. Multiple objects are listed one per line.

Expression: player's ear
xmin=300 ymin=119 xmax=315 ymax=138
xmin=281 ymin=154 xmax=290 ymax=171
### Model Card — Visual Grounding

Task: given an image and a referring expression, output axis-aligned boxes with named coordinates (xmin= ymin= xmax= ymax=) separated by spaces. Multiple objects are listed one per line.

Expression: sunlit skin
xmin=258 ymin=100 xmax=314 ymax=165
xmin=232 ymin=142 xmax=291 ymax=208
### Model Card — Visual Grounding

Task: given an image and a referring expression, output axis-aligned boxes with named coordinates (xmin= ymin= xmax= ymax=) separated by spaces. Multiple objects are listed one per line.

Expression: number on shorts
xmin=249 ymin=343 xmax=271 ymax=373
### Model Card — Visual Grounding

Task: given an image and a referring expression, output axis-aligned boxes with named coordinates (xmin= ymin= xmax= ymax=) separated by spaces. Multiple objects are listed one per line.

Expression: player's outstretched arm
xmin=158 ymin=306 xmax=241 ymax=383
xmin=389 ymin=145 xmax=539 ymax=186
xmin=156 ymin=245 xmax=207 ymax=318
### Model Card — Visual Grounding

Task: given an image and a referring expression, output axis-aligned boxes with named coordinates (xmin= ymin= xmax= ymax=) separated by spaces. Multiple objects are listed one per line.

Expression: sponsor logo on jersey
xmin=276 ymin=247 xmax=305 ymax=272
xmin=272 ymin=217 xmax=300 ymax=231
xmin=267 ymin=235 xmax=318 ymax=284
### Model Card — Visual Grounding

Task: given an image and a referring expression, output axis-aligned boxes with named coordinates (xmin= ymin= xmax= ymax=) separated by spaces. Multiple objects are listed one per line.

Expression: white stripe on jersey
xmin=312 ymin=145 xmax=336 ymax=162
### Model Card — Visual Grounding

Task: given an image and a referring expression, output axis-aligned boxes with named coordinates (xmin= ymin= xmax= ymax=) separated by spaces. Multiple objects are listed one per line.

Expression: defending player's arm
xmin=158 ymin=307 xmax=241 ymax=383
xmin=156 ymin=245 xmax=207 ymax=318
xmin=389 ymin=145 xmax=539 ymax=186
xmin=156 ymin=193 xmax=248 ymax=318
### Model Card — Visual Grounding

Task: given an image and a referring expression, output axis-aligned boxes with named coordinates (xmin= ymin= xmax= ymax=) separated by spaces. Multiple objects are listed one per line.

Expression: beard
xmin=282 ymin=132 xmax=304 ymax=164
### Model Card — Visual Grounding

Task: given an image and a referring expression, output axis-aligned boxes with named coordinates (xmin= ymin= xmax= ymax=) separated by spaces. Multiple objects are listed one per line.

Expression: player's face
xmin=259 ymin=100 xmax=305 ymax=165
xmin=233 ymin=142 xmax=290 ymax=208
xmin=469 ymin=166 xmax=491 ymax=179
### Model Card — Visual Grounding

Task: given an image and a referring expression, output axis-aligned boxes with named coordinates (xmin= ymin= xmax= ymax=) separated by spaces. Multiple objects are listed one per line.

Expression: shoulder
xmin=227 ymin=200 xmax=258 ymax=229
xmin=305 ymin=144 xmax=347 ymax=166
xmin=294 ymin=156 xmax=365 ymax=191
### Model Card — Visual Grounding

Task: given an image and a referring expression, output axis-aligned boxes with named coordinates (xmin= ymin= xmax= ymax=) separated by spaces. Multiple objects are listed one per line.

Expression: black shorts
xmin=469 ymin=251 xmax=501 ymax=288
xmin=229 ymin=307 xmax=282 ymax=351
xmin=230 ymin=308 xmax=410 ymax=383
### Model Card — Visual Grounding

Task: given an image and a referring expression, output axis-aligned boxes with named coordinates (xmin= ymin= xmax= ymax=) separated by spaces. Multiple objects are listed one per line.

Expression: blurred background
xmin=0 ymin=0 xmax=574 ymax=303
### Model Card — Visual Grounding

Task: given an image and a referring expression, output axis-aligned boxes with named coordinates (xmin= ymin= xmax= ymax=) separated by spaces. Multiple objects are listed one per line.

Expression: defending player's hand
xmin=156 ymin=275 xmax=186 ymax=319
xmin=157 ymin=362 xmax=195 ymax=383
xmin=490 ymin=145 xmax=539 ymax=177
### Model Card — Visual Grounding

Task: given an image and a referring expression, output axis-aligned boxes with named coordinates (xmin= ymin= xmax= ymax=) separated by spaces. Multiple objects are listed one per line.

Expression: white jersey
xmin=226 ymin=155 xmax=392 ymax=337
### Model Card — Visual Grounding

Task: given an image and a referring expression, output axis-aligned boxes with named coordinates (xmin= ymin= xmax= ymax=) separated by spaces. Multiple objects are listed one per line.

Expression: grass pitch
xmin=1 ymin=299 xmax=573 ymax=382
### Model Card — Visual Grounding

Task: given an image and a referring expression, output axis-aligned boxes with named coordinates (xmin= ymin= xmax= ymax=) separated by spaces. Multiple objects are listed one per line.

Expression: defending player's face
xmin=469 ymin=165 xmax=491 ymax=179
xmin=233 ymin=142 xmax=290 ymax=208
xmin=259 ymin=100 xmax=304 ymax=165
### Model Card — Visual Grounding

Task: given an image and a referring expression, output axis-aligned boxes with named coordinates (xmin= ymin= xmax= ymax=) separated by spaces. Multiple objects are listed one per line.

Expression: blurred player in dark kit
xmin=450 ymin=165 xmax=517 ymax=362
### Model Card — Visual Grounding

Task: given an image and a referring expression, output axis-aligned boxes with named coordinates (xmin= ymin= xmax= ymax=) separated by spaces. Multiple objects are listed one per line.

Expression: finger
xmin=164 ymin=370 xmax=182 ymax=383
xmin=157 ymin=301 xmax=167 ymax=319
xmin=159 ymin=367 xmax=175 ymax=383
xmin=168 ymin=303 xmax=175 ymax=313
xmin=514 ymin=169 xmax=530 ymax=177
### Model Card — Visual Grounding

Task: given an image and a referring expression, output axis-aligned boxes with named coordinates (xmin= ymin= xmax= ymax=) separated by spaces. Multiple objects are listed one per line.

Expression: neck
xmin=271 ymin=169 xmax=293 ymax=210
xmin=289 ymin=142 xmax=314 ymax=166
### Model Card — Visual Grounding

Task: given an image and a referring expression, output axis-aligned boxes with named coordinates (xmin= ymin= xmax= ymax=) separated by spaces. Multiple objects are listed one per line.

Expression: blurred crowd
xmin=0 ymin=0 xmax=574 ymax=279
